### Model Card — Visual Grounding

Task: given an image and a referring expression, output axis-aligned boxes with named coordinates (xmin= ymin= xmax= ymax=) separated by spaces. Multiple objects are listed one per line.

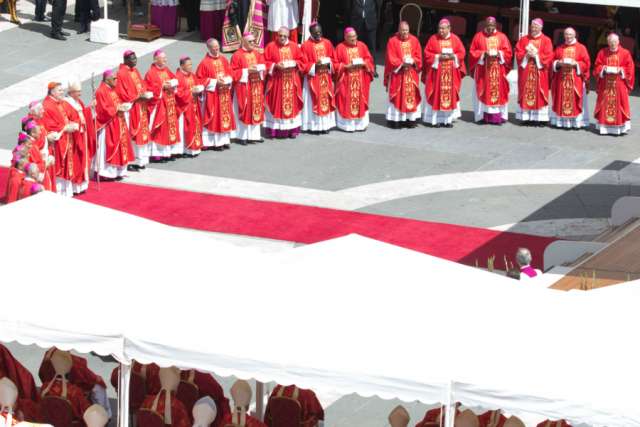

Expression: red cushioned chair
xmin=176 ymin=380 xmax=199 ymax=416
xmin=266 ymin=396 xmax=302 ymax=427
xmin=137 ymin=408 xmax=166 ymax=427
xmin=40 ymin=395 xmax=75 ymax=427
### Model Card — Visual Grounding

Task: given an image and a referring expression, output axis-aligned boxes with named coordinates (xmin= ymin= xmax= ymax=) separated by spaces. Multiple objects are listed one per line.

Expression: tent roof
xmin=553 ymin=0 xmax=638 ymax=7
xmin=2 ymin=193 xmax=639 ymax=426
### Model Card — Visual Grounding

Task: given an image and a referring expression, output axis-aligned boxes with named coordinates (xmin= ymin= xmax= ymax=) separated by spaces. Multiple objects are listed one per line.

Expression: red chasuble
xmin=95 ymin=82 xmax=134 ymax=167
xmin=42 ymin=96 xmax=74 ymax=182
xmin=39 ymin=348 xmax=107 ymax=394
xmin=180 ymin=370 xmax=230 ymax=427
xmin=175 ymin=69 xmax=203 ymax=152
xmin=301 ymin=37 xmax=336 ymax=116
xmin=478 ymin=410 xmax=507 ymax=427
xmin=27 ymin=143 xmax=53 ymax=192
xmin=196 ymin=54 xmax=237 ymax=133
xmin=551 ymin=42 xmax=590 ymax=118
xmin=139 ymin=390 xmax=190 ymax=427
xmin=221 ymin=411 xmax=267 ymax=427
xmin=110 ymin=362 xmax=161 ymax=394
xmin=469 ymin=30 xmax=512 ymax=107
xmin=264 ymin=385 xmax=324 ymax=427
xmin=593 ymin=46 xmax=635 ymax=127
xmin=62 ymin=99 xmax=95 ymax=187
xmin=334 ymin=41 xmax=375 ymax=120
xmin=263 ymin=40 xmax=304 ymax=120
xmin=40 ymin=378 xmax=91 ymax=421
xmin=116 ymin=64 xmax=151 ymax=146
xmin=0 ymin=344 xmax=38 ymax=401
xmin=384 ymin=33 xmax=422 ymax=113
xmin=145 ymin=64 xmax=180 ymax=146
xmin=423 ymin=33 xmax=466 ymax=112
xmin=515 ymin=33 xmax=553 ymax=111
xmin=30 ymin=117 xmax=56 ymax=193
xmin=231 ymin=48 xmax=267 ymax=126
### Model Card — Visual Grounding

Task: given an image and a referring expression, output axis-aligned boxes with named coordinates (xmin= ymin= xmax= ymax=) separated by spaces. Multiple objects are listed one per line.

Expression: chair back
xmin=41 ymin=395 xmax=75 ymax=427
xmin=443 ymin=15 xmax=466 ymax=36
xmin=476 ymin=21 xmax=503 ymax=33
xmin=176 ymin=380 xmax=200 ymax=415
xmin=399 ymin=3 xmax=423 ymax=38
xmin=129 ymin=371 xmax=148 ymax=412
xmin=621 ymin=36 xmax=636 ymax=54
xmin=267 ymin=389 xmax=302 ymax=427
xmin=137 ymin=408 xmax=166 ymax=427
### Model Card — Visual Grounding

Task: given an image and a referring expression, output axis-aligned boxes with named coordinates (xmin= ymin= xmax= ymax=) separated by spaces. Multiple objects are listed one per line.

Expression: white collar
xmin=64 ymin=96 xmax=82 ymax=111
xmin=566 ymin=39 xmax=577 ymax=45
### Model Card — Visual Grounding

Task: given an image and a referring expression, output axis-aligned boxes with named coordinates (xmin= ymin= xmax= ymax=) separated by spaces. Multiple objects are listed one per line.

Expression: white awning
xmin=2 ymin=193 xmax=640 ymax=426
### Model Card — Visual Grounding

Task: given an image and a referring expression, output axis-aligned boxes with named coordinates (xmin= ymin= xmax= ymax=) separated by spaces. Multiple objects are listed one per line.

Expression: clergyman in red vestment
xmin=422 ymin=18 xmax=466 ymax=127
xmin=384 ymin=21 xmax=422 ymax=128
xmin=469 ymin=16 xmax=512 ymax=124
xmin=550 ymin=27 xmax=591 ymax=129
xmin=515 ymin=19 xmax=553 ymax=125
xmin=593 ymin=33 xmax=635 ymax=135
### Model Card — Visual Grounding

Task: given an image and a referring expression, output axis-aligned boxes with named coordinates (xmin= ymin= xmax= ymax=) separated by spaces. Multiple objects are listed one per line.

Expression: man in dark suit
xmin=349 ymin=0 xmax=377 ymax=53
xmin=50 ymin=0 xmax=71 ymax=40
xmin=77 ymin=0 xmax=101 ymax=33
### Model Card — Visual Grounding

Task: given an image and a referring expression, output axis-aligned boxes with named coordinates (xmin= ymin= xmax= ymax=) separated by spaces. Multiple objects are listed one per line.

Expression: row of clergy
xmin=4 ymin=19 xmax=636 ymax=202
xmin=0 ymin=344 xmax=575 ymax=427
xmin=0 ymin=345 xmax=324 ymax=427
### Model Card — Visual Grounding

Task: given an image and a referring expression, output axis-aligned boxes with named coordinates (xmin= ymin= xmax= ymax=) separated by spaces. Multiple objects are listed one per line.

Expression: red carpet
xmin=1 ymin=167 xmax=554 ymax=270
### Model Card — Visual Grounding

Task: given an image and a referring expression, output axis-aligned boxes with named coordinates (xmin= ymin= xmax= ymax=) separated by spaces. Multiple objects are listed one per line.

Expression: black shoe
xmin=139 ymin=165 xmax=146 ymax=169
xmin=237 ymin=140 xmax=247 ymax=146
xmin=78 ymin=27 xmax=89 ymax=34
xmin=256 ymin=139 xmax=264 ymax=143
xmin=373 ymin=70 xmax=379 ymax=79
xmin=223 ymin=144 xmax=231 ymax=149
xmin=115 ymin=176 xmax=124 ymax=181
xmin=61 ymin=30 xmax=71 ymax=36
xmin=51 ymin=32 xmax=67 ymax=40
xmin=127 ymin=164 xmax=140 ymax=172
xmin=34 ymin=16 xmax=45 ymax=21
xmin=213 ymin=147 xmax=223 ymax=151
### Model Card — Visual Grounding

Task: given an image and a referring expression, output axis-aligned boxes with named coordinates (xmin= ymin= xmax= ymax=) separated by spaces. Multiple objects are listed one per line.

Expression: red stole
xmin=175 ymin=70 xmax=203 ymax=151
xmin=145 ymin=64 xmax=180 ymax=146
xmin=42 ymin=96 xmax=74 ymax=181
xmin=423 ymin=33 xmax=466 ymax=112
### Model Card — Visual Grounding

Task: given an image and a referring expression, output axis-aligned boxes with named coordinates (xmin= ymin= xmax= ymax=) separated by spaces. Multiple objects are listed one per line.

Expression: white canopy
xmin=2 ymin=193 xmax=640 ymax=426
xmin=553 ymin=0 xmax=638 ymax=6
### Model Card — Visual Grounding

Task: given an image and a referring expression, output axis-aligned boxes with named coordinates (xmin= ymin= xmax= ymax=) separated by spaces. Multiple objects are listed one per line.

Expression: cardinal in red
xmin=515 ymin=19 xmax=554 ymax=125
xmin=221 ymin=380 xmax=266 ymax=427
xmin=264 ymin=27 xmax=304 ymax=139
xmin=469 ymin=16 xmax=512 ymax=124
xmin=422 ymin=18 xmax=466 ymax=128
xmin=384 ymin=21 xmax=422 ymax=129
xmin=231 ymin=32 xmax=267 ymax=145
xmin=415 ymin=403 xmax=462 ymax=427
xmin=63 ymin=81 xmax=95 ymax=194
xmin=593 ymin=33 xmax=635 ymax=135
xmin=43 ymin=82 xmax=77 ymax=196
xmin=146 ymin=49 xmax=181 ymax=161
xmin=550 ymin=27 xmax=591 ymax=129
xmin=301 ymin=22 xmax=336 ymax=133
xmin=335 ymin=27 xmax=375 ymax=132
xmin=537 ymin=420 xmax=572 ymax=427
xmin=264 ymin=384 xmax=324 ymax=427
xmin=0 ymin=344 xmax=38 ymax=402
xmin=196 ymin=38 xmax=237 ymax=150
xmin=26 ymin=102 xmax=56 ymax=192
xmin=116 ymin=50 xmax=152 ymax=170
xmin=22 ymin=119 xmax=55 ymax=192
xmin=93 ymin=69 xmax=134 ymax=179
xmin=175 ymin=56 xmax=204 ymax=157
